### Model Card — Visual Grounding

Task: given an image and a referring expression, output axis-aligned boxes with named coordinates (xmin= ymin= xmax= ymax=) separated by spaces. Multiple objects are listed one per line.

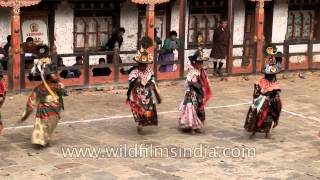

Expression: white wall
xmin=0 ymin=8 xmax=11 ymax=47
xmin=120 ymin=2 xmax=139 ymax=52
xmin=232 ymin=0 xmax=246 ymax=67
xmin=54 ymin=2 xmax=74 ymax=54
xmin=170 ymin=0 xmax=189 ymax=49
xmin=271 ymin=0 xmax=288 ymax=44
xmin=271 ymin=0 xmax=288 ymax=53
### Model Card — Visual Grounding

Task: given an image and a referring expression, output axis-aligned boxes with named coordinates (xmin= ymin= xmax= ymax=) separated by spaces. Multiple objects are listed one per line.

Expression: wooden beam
xmin=146 ymin=4 xmax=155 ymax=57
xmin=254 ymin=1 xmax=265 ymax=72
xmin=178 ymin=0 xmax=187 ymax=79
xmin=165 ymin=2 xmax=172 ymax=38
xmin=227 ymin=0 xmax=234 ymax=74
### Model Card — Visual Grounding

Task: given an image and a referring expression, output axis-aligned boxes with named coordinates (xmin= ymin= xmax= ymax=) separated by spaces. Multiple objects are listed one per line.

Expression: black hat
xmin=36 ymin=45 xmax=49 ymax=58
xmin=188 ymin=48 xmax=209 ymax=62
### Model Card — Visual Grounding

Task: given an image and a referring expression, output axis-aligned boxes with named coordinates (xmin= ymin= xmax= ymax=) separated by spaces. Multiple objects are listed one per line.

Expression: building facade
xmin=0 ymin=0 xmax=320 ymax=90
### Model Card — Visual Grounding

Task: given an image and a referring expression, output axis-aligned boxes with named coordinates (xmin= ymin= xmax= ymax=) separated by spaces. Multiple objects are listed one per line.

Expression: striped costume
xmin=24 ymin=82 xmax=65 ymax=146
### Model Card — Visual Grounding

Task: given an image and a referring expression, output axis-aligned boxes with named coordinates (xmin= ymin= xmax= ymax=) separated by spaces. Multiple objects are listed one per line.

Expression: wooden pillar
xmin=165 ymin=2 xmax=172 ymax=38
xmin=255 ymin=1 xmax=265 ymax=72
xmin=146 ymin=4 xmax=155 ymax=56
xmin=227 ymin=0 xmax=234 ymax=74
xmin=11 ymin=7 xmax=21 ymax=90
xmin=178 ymin=0 xmax=187 ymax=78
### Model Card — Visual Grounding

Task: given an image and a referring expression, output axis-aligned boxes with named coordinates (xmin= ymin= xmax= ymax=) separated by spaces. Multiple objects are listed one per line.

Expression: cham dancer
xmin=19 ymin=45 xmax=67 ymax=147
xmin=127 ymin=37 xmax=161 ymax=134
xmin=178 ymin=43 xmax=212 ymax=134
xmin=0 ymin=65 xmax=6 ymax=134
xmin=244 ymin=46 xmax=283 ymax=138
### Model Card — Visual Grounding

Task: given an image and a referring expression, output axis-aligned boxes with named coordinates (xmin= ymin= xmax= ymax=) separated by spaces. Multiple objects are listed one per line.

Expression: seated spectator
xmin=71 ymin=56 xmax=83 ymax=78
xmin=0 ymin=48 xmax=4 ymax=60
xmin=22 ymin=37 xmax=38 ymax=69
xmin=0 ymin=47 xmax=8 ymax=71
xmin=58 ymin=57 xmax=72 ymax=79
xmin=92 ymin=58 xmax=112 ymax=77
xmin=3 ymin=35 xmax=11 ymax=56
xmin=27 ymin=45 xmax=49 ymax=82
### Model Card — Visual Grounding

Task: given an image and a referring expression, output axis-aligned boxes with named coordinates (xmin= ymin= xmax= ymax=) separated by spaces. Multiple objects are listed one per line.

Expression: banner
xmin=21 ymin=18 xmax=48 ymax=45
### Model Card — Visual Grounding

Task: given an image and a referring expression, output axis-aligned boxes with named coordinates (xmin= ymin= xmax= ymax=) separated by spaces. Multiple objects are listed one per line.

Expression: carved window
xmin=188 ymin=0 xmax=225 ymax=46
xmin=74 ymin=16 xmax=113 ymax=50
xmin=188 ymin=14 xmax=220 ymax=46
xmin=286 ymin=10 xmax=314 ymax=40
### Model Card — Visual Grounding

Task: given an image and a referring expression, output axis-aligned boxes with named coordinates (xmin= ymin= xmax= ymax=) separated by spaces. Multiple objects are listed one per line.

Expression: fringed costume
xmin=20 ymin=45 xmax=67 ymax=146
xmin=178 ymin=45 xmax=212 ymax=133
xmin=0 ymin=70 xmax=6 ymax=134
xmin=244 ymin=46 xmax=283 ymax=137
xmin=24 ymin=82 xmax=65 ymax=146
xmin=127 ymin=37 xmax=161 ymax=133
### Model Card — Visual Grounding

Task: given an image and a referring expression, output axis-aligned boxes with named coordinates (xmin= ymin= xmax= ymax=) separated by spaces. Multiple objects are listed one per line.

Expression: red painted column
xmin=255 ymin=1 xmax=265 ymax=72
xmin=11 ymin=7 xmax=21 ymax=90
xmin=146 ymin=4 xmax=155 ymax=57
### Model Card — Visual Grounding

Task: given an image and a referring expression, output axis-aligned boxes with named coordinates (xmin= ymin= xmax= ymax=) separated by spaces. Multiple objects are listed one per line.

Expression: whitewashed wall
xmin=120 ymin=2 xmax=138 ymax=52
xmin=232 ymin=0 xmax=245 ymax=67
xmin=54 ymin=2 xmax=74 ymax=54
xmin=171 ymin=1 xmax=205 ymax=69
xmin=119 ymin=2 xmax=139 ymax=66
xmin=0 ymin=8 xmax=11 ymax=48
xmin=272 ymin=0 xmax=288 ymax=53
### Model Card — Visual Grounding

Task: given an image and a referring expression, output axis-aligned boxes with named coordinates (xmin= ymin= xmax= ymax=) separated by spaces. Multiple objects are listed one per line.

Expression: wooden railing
xmin=2 ymin=39 xmax=320 ymax=90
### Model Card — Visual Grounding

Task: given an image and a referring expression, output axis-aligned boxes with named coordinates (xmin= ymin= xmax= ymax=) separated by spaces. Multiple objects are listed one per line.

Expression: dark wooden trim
xmin=114 ymin=2 xmax=121 ymax=31
xmin=307 ymin=39 xmax=313 ymax=68
xmin=84 ymin=49 xmax=90 ymax=86
xmin=315 ymin=6 xmax=320 ymax=40
xmin=48 ymin=4 xmax=55 ymax=48
xmin=113 ymin=49 xmax=120 ymax=82
xmin=284 ymin=40 xmax=290 ymax=71
xmin=227 ymin=0 xmax=234 ymax=74
xmin=178 ymin=0 xmax=187 ymax=79
xmin=165 ymin=2 xmax=172 ymax=38
xmin=264 ymin=1 xmax=273 ymax=45
xmin=20 ymin=54 xmax=26 ymax=89
xmin=137 ymin=10 xmax=143 ymax=48
xmin=7 ymin=55 xmax=13 ymax=90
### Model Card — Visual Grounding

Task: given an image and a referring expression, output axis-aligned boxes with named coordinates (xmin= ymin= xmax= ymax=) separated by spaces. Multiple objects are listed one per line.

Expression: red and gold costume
xmin=244 ymin=47 xmax=282 ymax=137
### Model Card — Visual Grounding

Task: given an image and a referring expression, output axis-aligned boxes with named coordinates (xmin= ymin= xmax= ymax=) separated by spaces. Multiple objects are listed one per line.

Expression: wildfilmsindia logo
xmin=60 ymin=144 xmax=256 ymax=159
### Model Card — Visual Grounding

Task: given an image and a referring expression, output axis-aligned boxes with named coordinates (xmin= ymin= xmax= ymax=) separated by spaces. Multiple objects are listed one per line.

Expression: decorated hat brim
xmin=262 ymin=68 xmax=281 ymax=75
xmin=133 ymin=57 xmax=153 ymax=64
xmin=188 ymin=56 xmax=209 ymax=62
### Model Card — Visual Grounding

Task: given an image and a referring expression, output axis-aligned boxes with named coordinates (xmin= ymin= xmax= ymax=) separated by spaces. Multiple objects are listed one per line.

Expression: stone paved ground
xmin=0 ymin=72 xmax=320 ymax=180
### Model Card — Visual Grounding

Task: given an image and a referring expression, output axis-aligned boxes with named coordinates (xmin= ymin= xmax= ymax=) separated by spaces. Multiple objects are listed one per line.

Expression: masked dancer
xmin=178 ymin=44 xmax=212 ymax=134
xmin=127 ymin=37 xmax=161 ymax=133
xmin=244 ymin=46 xmax=282 ymax=138
xmin=19 ymin=45 xmax=67 ymax=147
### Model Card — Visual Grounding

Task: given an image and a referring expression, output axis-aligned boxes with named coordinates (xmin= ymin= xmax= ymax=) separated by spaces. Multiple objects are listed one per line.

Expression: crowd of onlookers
xmin=0 ymin=26 xmax=180 ymax=80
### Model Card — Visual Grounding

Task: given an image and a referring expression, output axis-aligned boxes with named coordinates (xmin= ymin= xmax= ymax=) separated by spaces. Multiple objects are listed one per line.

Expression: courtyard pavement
xmin=0 ymin=72 xmax=319 ymax=180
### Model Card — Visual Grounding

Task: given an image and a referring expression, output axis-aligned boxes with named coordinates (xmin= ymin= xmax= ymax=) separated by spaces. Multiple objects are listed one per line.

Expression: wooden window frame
xmin=187 ymin=0 xmax=225 ymax=48
xmin=287 ymin=2 xmax=320 ymax=41
xmin=73 ymin=2 xmax=120 ymax=52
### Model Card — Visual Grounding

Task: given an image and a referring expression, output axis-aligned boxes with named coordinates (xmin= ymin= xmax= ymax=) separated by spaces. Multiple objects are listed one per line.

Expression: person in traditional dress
xmin=210 ymin=19 xmax=230 ymax=77
xmin=127 ymin=37 xmax=161 ymax=133
xmin=244 ymin=46 xmax=282 ymax=138
xmin=19 ymin=45 xmax=66 ymax=147
xmin=22 ymin=37 xmax=38 ymax=70
xmin=154 ymin=28 xmax=162 ymax=48
xmin=178 ymin=44 xmax=212 ymax=134
xmin=0 ymin=64 xmax=6 ymax=134
xmin=158 ymin=30 xmax=180 ymax=72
